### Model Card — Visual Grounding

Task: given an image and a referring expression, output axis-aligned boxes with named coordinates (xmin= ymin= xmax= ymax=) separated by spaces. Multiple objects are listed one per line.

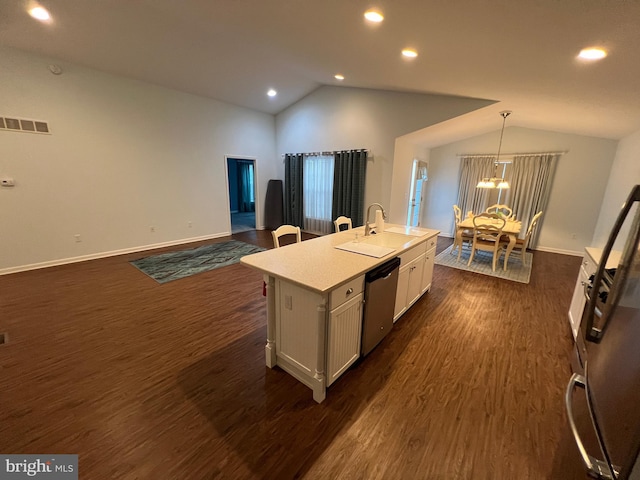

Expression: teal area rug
xmin=434 ymin=245 xmax=533 ymax=284
xmin=131 ymin=240 xmax=266 ymax=283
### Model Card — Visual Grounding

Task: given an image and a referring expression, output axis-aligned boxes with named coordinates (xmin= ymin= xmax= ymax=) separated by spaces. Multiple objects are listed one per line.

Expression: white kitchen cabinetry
xmin=568 ymin=247 xmax=622 ymax=340
xmin=568 ymin=253 xmax=595 ymax=339
xmin=394 ymin=242 xmax=427 ymax=322
xmin=241 ymin=224 xmax=441 ymax=402
xmin=421 ymin=237 xmax=437 ymax=295
xmin=327 ymin=292 xmax=363 ymax=386
xmin=275 ymin=275 xmax=364 ymax=402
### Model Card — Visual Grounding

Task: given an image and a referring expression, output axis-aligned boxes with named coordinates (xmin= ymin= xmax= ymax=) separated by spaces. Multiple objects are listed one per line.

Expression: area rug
xmin=434 ymin=245 xmax=533 ymax=284
xmin=130 ymin=240 xmax=266 ymax=283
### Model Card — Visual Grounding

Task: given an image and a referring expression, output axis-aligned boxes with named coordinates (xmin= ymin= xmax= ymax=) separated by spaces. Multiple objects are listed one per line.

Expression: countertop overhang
xmin=240 ymin=224 xmax=440 ymax=294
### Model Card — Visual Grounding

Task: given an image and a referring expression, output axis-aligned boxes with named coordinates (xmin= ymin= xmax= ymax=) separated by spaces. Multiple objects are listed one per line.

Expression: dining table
xmin=456 ymin=215 xmax=522 ymax=271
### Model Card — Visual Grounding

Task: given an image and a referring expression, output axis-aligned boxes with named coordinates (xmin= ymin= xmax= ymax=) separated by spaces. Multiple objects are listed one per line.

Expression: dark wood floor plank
xmin=0 ymin=232 xmax=582 ymax=479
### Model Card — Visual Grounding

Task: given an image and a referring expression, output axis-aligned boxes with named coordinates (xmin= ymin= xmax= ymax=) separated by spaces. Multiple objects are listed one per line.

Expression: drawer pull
xmin=346 ymin=288 xmax=354 ymax=295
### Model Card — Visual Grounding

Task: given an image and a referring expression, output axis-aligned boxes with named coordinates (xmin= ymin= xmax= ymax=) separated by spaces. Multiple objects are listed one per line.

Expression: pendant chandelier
xmin=477 ymin=110 xmax=512 ymax=189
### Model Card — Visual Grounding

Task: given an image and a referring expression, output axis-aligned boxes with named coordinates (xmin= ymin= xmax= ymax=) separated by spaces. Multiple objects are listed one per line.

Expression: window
xmin=303 ymin=154 xmax=334 ymax=234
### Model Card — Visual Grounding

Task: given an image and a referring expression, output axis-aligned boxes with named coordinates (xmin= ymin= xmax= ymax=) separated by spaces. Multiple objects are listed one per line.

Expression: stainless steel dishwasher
xmin=361 ymin=257 xmax=401 ymax=356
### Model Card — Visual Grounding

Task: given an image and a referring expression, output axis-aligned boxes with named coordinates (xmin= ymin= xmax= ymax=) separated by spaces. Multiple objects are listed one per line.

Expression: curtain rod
xmin=456 ymin=150 xmax=567 ymax=158
xmin=281 ymin=149 xmax=368 ymax=157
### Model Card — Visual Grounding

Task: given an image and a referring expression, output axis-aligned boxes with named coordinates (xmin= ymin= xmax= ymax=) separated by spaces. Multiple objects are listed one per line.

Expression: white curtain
xmin=303 ymin=154 xmax=335 ymax=234
xmin=456 ymin=155 xmax=496 ymax=232
xmin=504 ymin=153 xmax=558 ymax=246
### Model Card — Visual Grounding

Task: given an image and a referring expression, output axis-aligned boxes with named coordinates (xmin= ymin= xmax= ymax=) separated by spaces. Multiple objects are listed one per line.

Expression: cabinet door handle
xmin=346 ymin=288 xmax=353 ymax=295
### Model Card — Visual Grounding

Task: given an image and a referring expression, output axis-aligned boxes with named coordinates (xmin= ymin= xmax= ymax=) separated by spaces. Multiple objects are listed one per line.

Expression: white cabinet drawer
xmin=399 ymin=241 xmax=427 ymax=266
xmin=425 ymin=236 xmax=437 ymax=252
xmin=329 ymin=275 xmax=364 ymax=310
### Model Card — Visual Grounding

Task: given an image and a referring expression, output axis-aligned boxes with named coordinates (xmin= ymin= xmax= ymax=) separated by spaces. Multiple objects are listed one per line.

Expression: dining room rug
xmin=434 ymin=245 xmax=533 ymax=284
xmin=130 ymin=240 xmax=266 ymax=283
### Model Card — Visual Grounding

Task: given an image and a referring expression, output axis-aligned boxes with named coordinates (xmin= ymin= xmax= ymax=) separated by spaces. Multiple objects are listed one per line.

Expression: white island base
xmin=241 ymin=225 xmax=439 ymax=403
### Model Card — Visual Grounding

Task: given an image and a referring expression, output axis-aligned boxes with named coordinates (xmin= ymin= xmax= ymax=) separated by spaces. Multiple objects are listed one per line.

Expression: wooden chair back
xmin=453 ymin=205 xmax=463 ymax=225
xmin=272 ymin=225 xmax=302 ymax=248
xmin=468 ymin=213 xmax=506 ymax=271
xmin=334 ymin=216 xmax=352 ymax=232
xmin=521 ymin=211 xmax=543 ymax=249
xmin=485 ymin=204 xmax=514 ymax=220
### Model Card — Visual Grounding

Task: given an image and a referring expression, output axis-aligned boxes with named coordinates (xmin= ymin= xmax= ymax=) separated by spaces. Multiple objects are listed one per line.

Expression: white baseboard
xmin=534 ymin=246 xmax=583 ymax=257
xmin=0 ymin=232 xmax=231 ymax=276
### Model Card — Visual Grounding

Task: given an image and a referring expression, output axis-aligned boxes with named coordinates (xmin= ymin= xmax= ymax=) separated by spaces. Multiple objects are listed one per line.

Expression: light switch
xmin=284 ymin=295 xmax=292 ymax=310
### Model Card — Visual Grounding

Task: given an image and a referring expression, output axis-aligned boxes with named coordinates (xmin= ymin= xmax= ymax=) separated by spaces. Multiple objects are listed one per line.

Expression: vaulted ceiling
xmin=2 ymin=0 xmax=640 ymax=140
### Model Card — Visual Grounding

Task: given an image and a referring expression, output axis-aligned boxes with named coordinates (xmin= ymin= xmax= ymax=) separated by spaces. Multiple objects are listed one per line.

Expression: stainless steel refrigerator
xmin=564 ymin=184 xmax=640 ymax=479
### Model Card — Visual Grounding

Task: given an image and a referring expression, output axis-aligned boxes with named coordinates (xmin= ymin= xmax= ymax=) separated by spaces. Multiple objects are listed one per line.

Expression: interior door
xmin=407 ymin=160 xmax=428 ymax=227
xmin=226 ymin=157 xmax=257 ymax=233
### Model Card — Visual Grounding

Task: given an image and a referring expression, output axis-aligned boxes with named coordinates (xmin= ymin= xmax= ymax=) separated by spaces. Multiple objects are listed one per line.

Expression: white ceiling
xmin=2 ymin=0 xmax=640 ymax=141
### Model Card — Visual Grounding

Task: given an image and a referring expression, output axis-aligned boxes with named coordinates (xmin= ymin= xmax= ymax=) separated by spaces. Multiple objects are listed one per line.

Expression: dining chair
xmin=272 ymin=224 xmax=302 ymax=248
xmin=334 ymin=216 xmax=352 ymax=232
xmin=452 ymin=205 xmax=473 ymax=257
xmin=468 ymin=213 xmax=506 ymax=272
xmin=485 ymin=204 xmax=514 ymax=220
xmin=503 ymin=211 xmax=543 ymax=266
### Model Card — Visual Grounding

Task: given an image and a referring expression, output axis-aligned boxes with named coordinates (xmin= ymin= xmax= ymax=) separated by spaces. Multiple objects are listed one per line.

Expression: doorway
xmin=406 ymin=159 xmax=428 ymax=227
xmin=226 ymin=157 xmax=256 ymax=233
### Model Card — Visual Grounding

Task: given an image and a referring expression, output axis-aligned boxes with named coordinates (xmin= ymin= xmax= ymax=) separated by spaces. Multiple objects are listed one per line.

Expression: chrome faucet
xmin=364 ymin=203 xmax=386 ymax=236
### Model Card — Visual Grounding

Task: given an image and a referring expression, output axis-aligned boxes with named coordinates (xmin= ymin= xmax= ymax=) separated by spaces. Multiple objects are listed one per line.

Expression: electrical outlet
xmin=74 ymin=234 xmax=81 ymax=243
xmin=285 ymin=295 xmax=293 ymax=310
xmin=188 ymin=221 xmax=192 ymax=228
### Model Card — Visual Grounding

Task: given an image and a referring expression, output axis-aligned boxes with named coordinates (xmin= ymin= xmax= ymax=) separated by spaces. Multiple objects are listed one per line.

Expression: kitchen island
xmin=240 ymin=224 xmax=440 ymax=402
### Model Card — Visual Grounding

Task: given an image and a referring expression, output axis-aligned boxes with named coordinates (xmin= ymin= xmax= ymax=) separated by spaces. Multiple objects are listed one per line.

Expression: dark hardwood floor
xmin=0 ymin=231 xmax=582 ymax=479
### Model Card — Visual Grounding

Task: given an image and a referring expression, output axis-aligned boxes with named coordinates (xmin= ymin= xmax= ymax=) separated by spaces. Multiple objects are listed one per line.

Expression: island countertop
xmin=240 ymin=224 xmax=440 ymax=294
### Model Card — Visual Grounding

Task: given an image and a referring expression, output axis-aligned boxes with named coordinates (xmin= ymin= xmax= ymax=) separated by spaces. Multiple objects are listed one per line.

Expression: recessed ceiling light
xmin=402 ymin=49 xmax=418 ymax=59
xmin=29 ymin=6 xmax=51 ymax=22
xmin=578 ymin=47 xmax=607 ymax=60
xmin=334 ymin=74 xmax=344 ymax=81
xmin=364 ymin=10 xmax=384 ymax=23
xmin=267 ymin=89 xmax=277 ymax=97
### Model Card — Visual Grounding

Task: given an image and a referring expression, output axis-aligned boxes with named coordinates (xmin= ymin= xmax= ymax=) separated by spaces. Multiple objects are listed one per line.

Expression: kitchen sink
xmin=361 ymin=231 xmax=414 ymax=249
xmin=334 ymin=231 xmax=414 ymax=258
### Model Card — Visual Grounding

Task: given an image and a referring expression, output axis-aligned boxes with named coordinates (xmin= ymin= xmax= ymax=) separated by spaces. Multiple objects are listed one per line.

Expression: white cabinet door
xmin=394 ymin=264 xmax=410 ymax=321
xmin=568 ymin=266 xmax=589 ymax=339
xmin=327 ymin=292 xmax=363 ymax=386
xmin=421 ymin=245 xmax=436 ymax=294
xmin=406 ymin=254 xmax=425 ymax=307
xmin=394 ymin=254 xmax=425 ymax=321
xmin=568 ymin=252 xmax=598 ymax=340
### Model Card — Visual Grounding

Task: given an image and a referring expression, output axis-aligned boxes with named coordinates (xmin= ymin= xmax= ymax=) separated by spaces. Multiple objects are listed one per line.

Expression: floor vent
xmin=0 ymin=332 xmax=6 ymax=345
xmin=0 ymin=116 xmax=51 ymax=135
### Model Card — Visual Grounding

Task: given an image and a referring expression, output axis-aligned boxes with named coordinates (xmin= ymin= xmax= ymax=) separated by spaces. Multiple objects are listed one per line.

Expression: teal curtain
xmin=237 ymin=161 xmax=254 ymax=212
xmin=284 ymin=153 xmax=304 ymax=227
xmin=332 ymin=149 xmax=367 ymax=228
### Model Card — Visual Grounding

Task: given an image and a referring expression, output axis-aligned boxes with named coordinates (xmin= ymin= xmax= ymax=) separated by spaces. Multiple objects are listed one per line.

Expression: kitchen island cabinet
xmin=241 ymin=224 xmax=439 ymax=402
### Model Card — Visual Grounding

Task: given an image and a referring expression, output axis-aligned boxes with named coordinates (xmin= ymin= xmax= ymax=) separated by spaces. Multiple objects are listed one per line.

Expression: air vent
xmin=0 ymin=116 xmax=51 ymax=135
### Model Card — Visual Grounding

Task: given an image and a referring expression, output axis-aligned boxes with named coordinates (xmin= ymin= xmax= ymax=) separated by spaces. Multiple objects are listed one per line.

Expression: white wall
xmin=275 ymin=86 xmax=494 ymax=222
xmin=592 ymin=128 xmax=640 ymax=250
xmin=419 ymin=126 xmax=618 ymax=255
xmin=0 ymin=47 xmax=277 ymax=273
